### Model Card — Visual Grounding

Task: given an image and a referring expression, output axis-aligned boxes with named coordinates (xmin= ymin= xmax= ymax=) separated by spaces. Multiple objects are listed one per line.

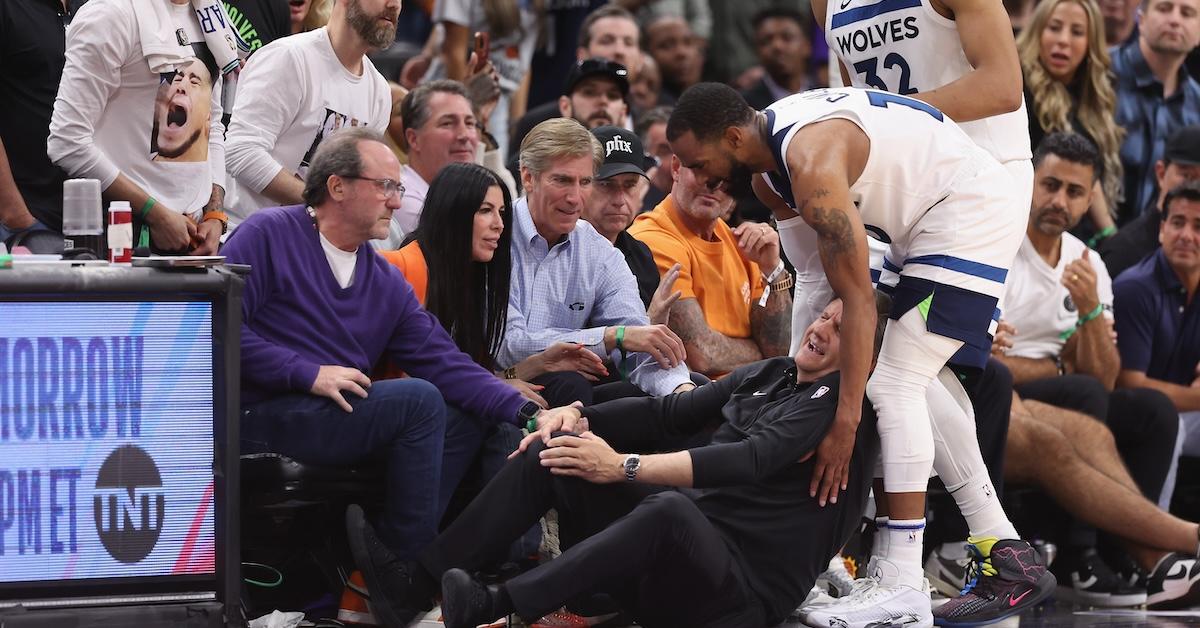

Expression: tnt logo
xmin=93 ymin=445 xmax=165 ymax=563
xmin=605 ymin=137 xmax=632 ymax=156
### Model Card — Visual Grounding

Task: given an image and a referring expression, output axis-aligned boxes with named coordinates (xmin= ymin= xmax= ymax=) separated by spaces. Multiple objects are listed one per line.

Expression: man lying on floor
xmin=345 ymin=294 xmax=889 ymax=628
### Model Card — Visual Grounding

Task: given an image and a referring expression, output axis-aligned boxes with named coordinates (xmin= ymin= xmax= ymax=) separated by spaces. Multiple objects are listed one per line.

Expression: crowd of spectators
xmin=1 ymin=0 xmax=1199 ymax=624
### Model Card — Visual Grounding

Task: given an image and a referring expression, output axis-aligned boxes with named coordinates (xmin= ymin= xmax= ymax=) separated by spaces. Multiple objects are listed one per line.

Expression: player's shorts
xmin=878 ymin=157 xmax=1027 ymax=369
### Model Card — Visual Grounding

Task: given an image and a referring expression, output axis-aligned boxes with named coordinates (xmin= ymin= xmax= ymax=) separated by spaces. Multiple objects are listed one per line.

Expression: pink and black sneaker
xmin=933 ymin=537 xmax=1056 ymax=627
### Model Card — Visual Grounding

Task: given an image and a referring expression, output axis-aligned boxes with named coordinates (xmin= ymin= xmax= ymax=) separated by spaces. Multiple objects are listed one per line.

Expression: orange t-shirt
xmin=380 ymin=241 xmax=428 ymax=305
xmin=629 ymin=195 xmax=764 ymax=340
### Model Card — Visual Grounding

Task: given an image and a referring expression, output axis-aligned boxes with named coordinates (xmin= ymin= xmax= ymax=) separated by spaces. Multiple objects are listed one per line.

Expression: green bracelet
xmin=1086 ymin=225 xmax=1117 ymax=248
xmin=526 ymin=418 xmax=538 ymax=433
xmin=1078 ymin=303 xmax=1105 ymax=325
xmin=140 ymin=196 xmax=157 ymax=219
xmin=615 ymin=325 xmax=626 ymax=351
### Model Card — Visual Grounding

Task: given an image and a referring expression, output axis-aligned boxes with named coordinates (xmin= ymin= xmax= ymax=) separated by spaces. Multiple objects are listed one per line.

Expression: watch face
xmin=519 ymin=400 xmax=540 ymax=420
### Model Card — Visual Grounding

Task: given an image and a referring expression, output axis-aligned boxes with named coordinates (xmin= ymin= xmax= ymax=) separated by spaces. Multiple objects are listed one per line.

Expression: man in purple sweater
xmin=222 ymin=128 xmax=552 ymax=626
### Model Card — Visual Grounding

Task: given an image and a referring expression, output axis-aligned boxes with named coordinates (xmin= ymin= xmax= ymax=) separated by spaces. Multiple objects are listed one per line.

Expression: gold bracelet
xmin=769 ymin=273 xmax=794 ymax=293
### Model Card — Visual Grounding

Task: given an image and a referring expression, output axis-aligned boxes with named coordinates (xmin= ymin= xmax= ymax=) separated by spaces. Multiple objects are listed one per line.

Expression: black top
xmin=582 ymin=358 xmax=879 ymax=625
xmin=0 ymin=0 xmax=82 ymax=231
xmin=613 ymin=229 xmax=660 ymax=309
xmin=222 ymin=0 xmax=290 ymax=54
xmin=1099 ymin=203 xmax=1161 ymax=279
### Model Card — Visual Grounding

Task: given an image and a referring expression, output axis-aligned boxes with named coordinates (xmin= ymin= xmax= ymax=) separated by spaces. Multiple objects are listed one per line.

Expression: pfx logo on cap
xmin=605 ymin=137 xmax=633 ymax=156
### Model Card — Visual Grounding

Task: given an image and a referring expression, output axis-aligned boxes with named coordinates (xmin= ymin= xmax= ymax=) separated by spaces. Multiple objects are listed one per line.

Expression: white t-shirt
xmin=319 ymin=231 xmax=357 ymax=289
xmin=49 ymin=0 xmax=225 ymax=219
xmin=1002 ymin=233 xmax=1114 ymax=360
xmin=224 ymin=27 xmax=391 ymax=222
xmin=373 ymin=164 xmax=430 ymax=251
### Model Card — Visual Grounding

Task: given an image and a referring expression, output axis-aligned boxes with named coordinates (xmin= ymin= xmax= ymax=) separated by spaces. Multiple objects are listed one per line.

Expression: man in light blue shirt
xmin=500 ymin=117 xmax=695 ymax=398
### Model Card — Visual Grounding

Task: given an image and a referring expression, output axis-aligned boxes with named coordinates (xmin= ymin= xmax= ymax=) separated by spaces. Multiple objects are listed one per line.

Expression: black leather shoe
xmin=345 ymin=504 xmax=421 ymax=628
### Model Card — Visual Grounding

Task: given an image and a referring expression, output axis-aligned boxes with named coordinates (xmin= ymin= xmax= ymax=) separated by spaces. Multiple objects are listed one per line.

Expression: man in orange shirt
xmin=630 ymin=157 xmax=792 ymax=377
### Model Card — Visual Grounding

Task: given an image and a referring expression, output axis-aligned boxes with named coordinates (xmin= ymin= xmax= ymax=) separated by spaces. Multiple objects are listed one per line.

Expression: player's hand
xmin=310 ymin=365 xmax=371 ymax=412
xmin=809 ymin=407 xmax=859 ymax=506
xmin=537 ymin=342 xmax=608 ymax=381
xmin=647 ymin=263 xmax=683 ymax=325
xmin=733 ymin=222 xmax=782 ymax=271
xmin=619 ymin=324 xmax=687 ymax=369
xmin=1062 ymin=250 xmax=1100 ymax=316
xmin=991 ymin=319 xmax=1017 ymax=355
xmin=502 ymin=378 xmax=547 ymax=409
xmin=511 ymin=402 xmax=587 ymax=458
xmin=148 ymin=204 xmax=197 ymax=252
xmin=539 ymin=432 xmax=623 ymax=484
xmin=190 ymin=219 xmax=222 ymax=256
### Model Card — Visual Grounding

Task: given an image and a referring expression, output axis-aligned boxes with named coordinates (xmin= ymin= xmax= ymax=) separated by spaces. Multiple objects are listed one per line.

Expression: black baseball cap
xmin=563 ymin=58 xmax=630 ymax=97
xmin=1165 ymin=125 xmax=1200 ymax=166
xmin=592 ymin=126 xmax=654 ymax=180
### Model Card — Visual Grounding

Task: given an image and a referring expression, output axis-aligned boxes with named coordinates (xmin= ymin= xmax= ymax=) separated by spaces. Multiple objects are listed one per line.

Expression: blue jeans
xmin=241 ymin=378 xmax=446 ymax=561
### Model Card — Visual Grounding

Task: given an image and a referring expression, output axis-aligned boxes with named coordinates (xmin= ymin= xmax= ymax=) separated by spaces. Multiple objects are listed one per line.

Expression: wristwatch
xmin=622 ymin=454 xmax=641 ymax=482
xmin=517 ymin=400 xmax=541 ymax=431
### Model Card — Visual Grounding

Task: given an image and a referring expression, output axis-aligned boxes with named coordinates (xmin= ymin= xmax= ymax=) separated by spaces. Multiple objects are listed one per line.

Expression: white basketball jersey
xmin=825 ymin=0 xmax=1031 ymax=163
xmin=761 ymin=88 xmax=998 ymax=246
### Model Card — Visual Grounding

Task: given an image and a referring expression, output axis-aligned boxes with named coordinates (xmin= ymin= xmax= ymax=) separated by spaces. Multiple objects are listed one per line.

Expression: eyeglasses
xmin=344 ymin=176 xmax=405 ymax=199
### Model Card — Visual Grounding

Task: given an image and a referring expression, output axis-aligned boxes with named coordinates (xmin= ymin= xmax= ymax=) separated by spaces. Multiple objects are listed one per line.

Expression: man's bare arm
xmin=1117 ymin=369 xmax=1200 ymax=412
xmin=260 ymin=168 xmax=305 ymax=206
xmin=909 ymin=0 xmax=1024 ymax=122
xmin=0 ymin=138 xmax=35 ymax=231
xmin=750 ymin=285 xmax=792 ymax=358
xmin=669 ymin=298 xmax=763 ymax=375
xmin=1066 ymin=317 xmax=1119 ymax=390
xmin=996 ymin=354 xmax=1061 ymax=385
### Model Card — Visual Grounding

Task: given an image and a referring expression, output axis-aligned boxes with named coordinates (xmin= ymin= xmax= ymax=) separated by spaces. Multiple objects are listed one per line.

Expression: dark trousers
xmin=938 ymin=359 xmax=1014 ymax=541
xmin=1015 ymin=375 xmax=1180 ymax=547
xmin=420 ymin=440 xmax=767 ymax=628
xmin=241 ymin=378 xmax=446 ymax=560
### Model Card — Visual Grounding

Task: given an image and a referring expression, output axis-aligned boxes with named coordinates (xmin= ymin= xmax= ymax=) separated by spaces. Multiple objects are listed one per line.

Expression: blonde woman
xmin=1018 ymin=0 xmax=1125 ymax=242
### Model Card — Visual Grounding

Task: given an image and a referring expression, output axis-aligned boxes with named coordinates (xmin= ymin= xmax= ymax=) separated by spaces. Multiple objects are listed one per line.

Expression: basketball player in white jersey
xmin=667 ymin=84 xmax=1056 ymax=628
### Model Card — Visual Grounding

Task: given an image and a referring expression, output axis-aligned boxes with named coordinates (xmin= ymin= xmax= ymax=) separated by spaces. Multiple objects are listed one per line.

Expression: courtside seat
xmin=239 ymin=453 xmax=385 ymax=620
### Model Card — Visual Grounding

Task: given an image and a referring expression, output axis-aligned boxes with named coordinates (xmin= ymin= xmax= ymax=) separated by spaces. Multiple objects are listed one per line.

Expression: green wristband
xmin=1086 ymin=225 xmax=1117 ymax=248
xmin=526 ymin=418 xmax=538 ymax=433
xmin=615 ymin=325 xmax=625 ymax=351
xmin=1078 ymin=303 xmax=1104 ymax=325
xmin=140 ymin=196 xmax=156 ymax=219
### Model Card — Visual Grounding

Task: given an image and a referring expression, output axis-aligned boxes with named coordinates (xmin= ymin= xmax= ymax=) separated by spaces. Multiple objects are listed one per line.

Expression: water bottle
xmin=62 ymin=178 xmax=104 ymax=255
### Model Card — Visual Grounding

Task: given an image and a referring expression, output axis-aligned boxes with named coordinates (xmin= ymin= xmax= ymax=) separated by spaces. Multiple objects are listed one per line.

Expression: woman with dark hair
xmin=382 ymin=162 xmax=606 ymax=408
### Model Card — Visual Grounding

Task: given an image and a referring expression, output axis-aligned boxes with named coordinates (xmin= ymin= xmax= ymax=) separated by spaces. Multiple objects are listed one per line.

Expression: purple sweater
xmin=222 ymin=205 xmax=526 ymax=422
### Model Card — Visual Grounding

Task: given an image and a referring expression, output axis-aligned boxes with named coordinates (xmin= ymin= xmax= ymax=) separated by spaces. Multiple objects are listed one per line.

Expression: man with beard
xmin=995 ymin=133 xmax=1183 ymax=606
xmin=667 ymin=84 xmax=1055 ymax=628
xmin=630 ymin=150 xmax=791 ymax=378
xmin=1110 ymin=0 xmax=1200 ymax=222
xmin=154 ymin=56 xmax=218 ymax=163
xmin=225 ymin=0 xmax=394 ymax=224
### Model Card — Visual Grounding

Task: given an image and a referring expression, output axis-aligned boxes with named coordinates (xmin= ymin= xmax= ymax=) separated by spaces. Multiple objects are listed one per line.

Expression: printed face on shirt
xmin=521 ymin=154 xmax=596 ymax=244
xmin=152 ymin=57 xmax=214 ymax=163
xmin=559 ymin=77 xmax=627 ymax=130
xmin=795 ymin=299 xmax=843 ymax=378
xmin=1030 ymin=153 xmax=1096 ymax=238
xmin=346 ymin=0 xmax=401 ymax=50
xmin=472 ymin=185 xmax=506 ymax=262
xmin=1160 ymin=196 xmax=1200 ymax=273
xmin=584 ymin=172 xmax=644 ymax=240
xmin=1140 ymin=0 xmax=1200 ymax=55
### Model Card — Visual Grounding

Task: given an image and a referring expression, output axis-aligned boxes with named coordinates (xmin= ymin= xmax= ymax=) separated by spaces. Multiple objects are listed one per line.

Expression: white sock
xmin=885 ymin=518 xmax=927 ymax=590
xmin=946 ymin=471 xmax=1019 ymax=541
xmin=872 ymin=516 xmax=890 ymax=558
